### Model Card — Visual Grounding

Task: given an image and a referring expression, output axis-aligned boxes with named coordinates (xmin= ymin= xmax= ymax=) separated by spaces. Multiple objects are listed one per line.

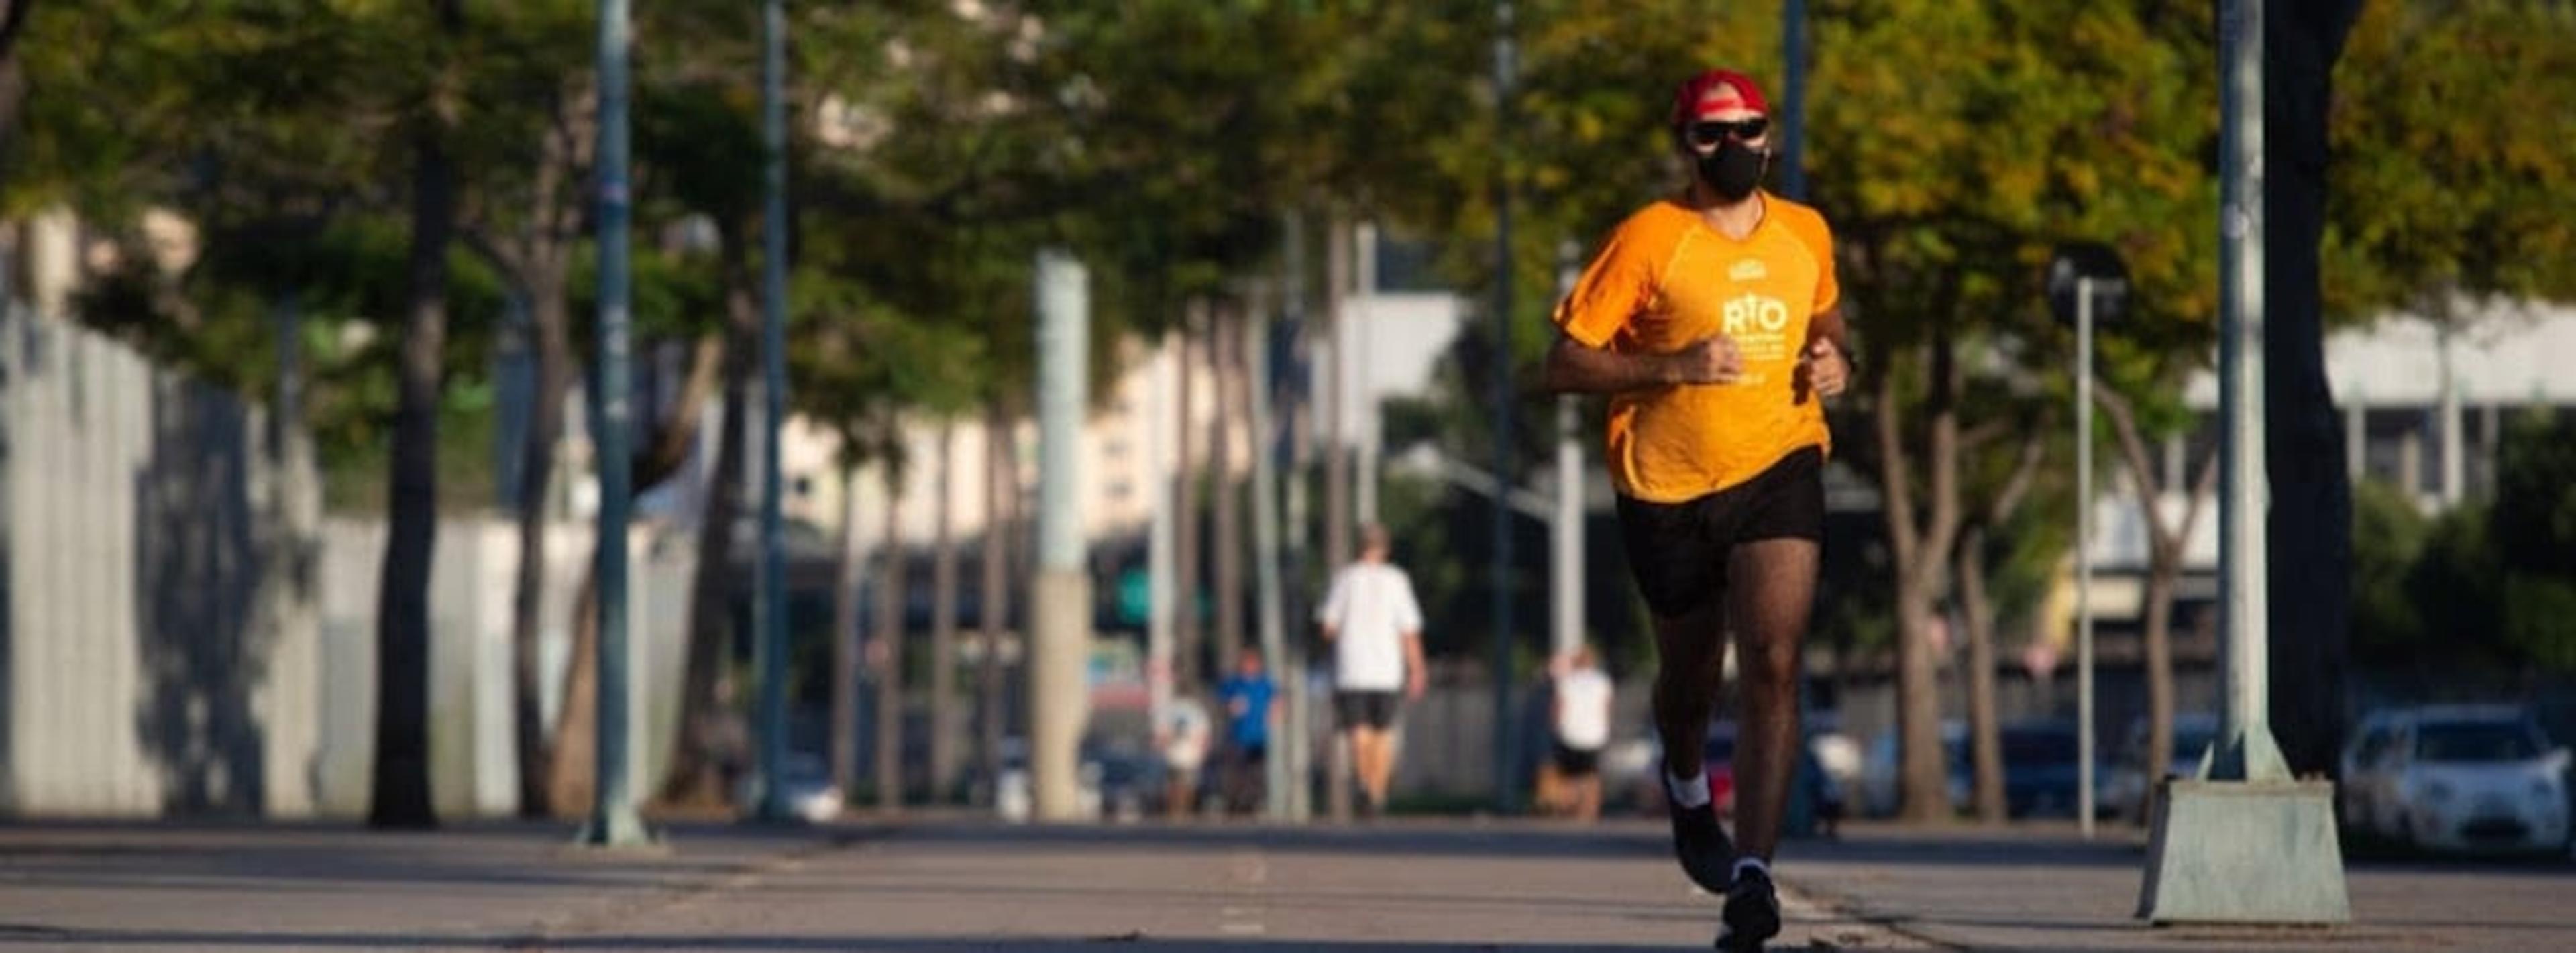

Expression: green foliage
xmin=2359 ymin=410 xmax=2576 ymax=675
xmin=2490 ymin=409 xmax=2576 ymax=670
xmin=2325 ymin=0 xmax=2576 ymax=319
xmin=2349 ymin=477 xmax=2429 ymax=661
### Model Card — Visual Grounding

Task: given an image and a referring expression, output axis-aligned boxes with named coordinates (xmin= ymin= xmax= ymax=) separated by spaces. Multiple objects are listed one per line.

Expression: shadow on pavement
xmin=0 ymin=926 xmax=1683 ymax=951
xmin=887 ymin=819 xmax=1666 ymax=863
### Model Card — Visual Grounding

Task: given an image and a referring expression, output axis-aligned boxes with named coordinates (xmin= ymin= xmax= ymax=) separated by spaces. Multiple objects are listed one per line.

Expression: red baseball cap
xmin=1669 ymin=69 xmax=1770 ymax=127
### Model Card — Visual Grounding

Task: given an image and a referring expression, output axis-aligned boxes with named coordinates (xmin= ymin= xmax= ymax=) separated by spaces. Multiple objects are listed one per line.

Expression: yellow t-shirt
xmin=1550 ymin=191 xmax=1839 ymax=503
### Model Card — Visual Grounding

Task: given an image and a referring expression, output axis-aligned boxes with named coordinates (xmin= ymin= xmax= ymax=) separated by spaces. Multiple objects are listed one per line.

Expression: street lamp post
xmin=1488 ymin=0 xmax=1520 ymax=818
xmin=579 ymin=0 xmax=650 ymax=849
xmin=2136 ymin=0 xmax=2347 ymax=923
xmin=750 ymin=0 xmax=794 ymax=824
xmin=2050 ymin=243 xmax=2128 ymax=842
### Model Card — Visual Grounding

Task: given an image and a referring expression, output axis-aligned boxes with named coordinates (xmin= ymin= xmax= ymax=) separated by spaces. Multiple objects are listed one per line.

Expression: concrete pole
xmin=2212 ymin=0 xmax=2291 ymax=786
xmin=1552 ymin=244 xmax=1584 ymax=660
xmin=749 ymin=0 xmax=794 ymax=824
xmin=1246 ymin=282 xmax=1292 ymax=822
xmin=1354 ymin=222 xmax=1381 ymax=527
xmin=1031 ymin=250 xmax=1092 ymax=822
xmin=2077 ymin=278 xmax=2096 ymax=840
xmin=2136 ymin=1 xmax=2347 ymax=921
xmin=2437 ymin=325 xmax=2463 ymax=508
xmin=1148 ymin=336 xmax=1177 ymax=757
xmin=1489 ymin=0 xmax=1521 ymax=814
xmin=2344 ymin=393 xmax=2363 ymax=480
xmin=579 ymin=0 xmax=649 ymax=848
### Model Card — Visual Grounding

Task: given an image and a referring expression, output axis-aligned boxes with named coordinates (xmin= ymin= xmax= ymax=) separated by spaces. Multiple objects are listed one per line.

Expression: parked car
xmin=2337 ymin=708 xmax=2406 ymax=829
xmin=1858 ymin=721 xmax=1969 ymax=818
xmin=2341 ymin=705 xmax=2569 ymax=854
xmin=735 ymin=752 xmax=845 ymax=824
xmin=2000 ymin=720 xmax=2115 ymax=819
xmin=985 ymin=736 xmax=1169 ymax=823
xmin=2103 ymin=713 xmax=2219 ymax=823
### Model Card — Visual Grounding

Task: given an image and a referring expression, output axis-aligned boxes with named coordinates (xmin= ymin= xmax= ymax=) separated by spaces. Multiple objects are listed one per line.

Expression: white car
xmin=2341 ymin=706 xmax=2569 ymax=854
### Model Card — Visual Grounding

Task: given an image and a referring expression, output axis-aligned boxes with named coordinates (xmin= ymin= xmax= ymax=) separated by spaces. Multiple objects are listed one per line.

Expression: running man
xmin=1540 ymin=67 xmax=1851 ymax=950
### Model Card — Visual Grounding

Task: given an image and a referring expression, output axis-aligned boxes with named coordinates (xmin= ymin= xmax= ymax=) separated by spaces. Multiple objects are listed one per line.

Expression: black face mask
xmin=1695 ymin=139 xmax=1767 ymax=202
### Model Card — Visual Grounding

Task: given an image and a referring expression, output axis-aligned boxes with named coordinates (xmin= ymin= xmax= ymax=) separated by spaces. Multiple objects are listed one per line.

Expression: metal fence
xmin=0 ymin=306 xmax=695 ymax=818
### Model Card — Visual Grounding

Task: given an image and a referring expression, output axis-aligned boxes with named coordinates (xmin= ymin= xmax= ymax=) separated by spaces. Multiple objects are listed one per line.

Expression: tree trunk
xmin=657 ymin=245 xmax=757 ymax=808
xmin=2098 ymin=382 xmax=2222 ymax=821
xmin=1957 ymin=430 xmax=2045 ymax=826
xmin=0 ymin=1 xmax=34 ymax=184
xmin=508 ymin=284 xmax=572 ymax=818
xmin=1212 ymin=306 xmax=1245 ymax=673
xmin=547 ymin=331 xmax=724 ymax=815
xmin=977 ymin=403 xmax=1014 ymax=797
xmin=1173 ymin=300 xmax=1203 ymax=694
xmin=2141 ymin=544 xmax=2180 ymax=805
xmin=873 ymin=452 xmax=909 ymax=811
xmin=503 ymin=87 xmax=590 ymax=820
xmin=830 ymin=452 xmax=863 ymax=799
xmin=370 ymin=19 xmax=460 ymax=828
xmin=928 ymin=422 xmax=961 ymax=803
xmin=546 ymin=569 xmax=600 ymax=814
xmin=1876 ymin=326 xmax=1964 ymax=824
xmin=2265 ymin=0 xmax=2366 ymax=779
xmin=1958 ymin=524 xmax=2006 ymax=824
xmin=1323 ymin=219 xmax=1353 ymax=573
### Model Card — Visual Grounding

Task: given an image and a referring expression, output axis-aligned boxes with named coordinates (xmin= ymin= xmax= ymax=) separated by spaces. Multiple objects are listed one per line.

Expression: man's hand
xmin=1406 ymin=671 xmax=1427 ymax=701
xmin=1799 ymin=337 xmax=1850 ymax=398
xmin=1662 ymin=335 xmax=1743 ymax=385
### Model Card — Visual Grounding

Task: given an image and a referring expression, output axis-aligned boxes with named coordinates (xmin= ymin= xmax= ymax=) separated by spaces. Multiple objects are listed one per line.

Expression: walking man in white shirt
xmin=1549 ymin=644 xmax=1616 ymax=822
xmin=1317 ymin=524 xmax=1428 ymax=818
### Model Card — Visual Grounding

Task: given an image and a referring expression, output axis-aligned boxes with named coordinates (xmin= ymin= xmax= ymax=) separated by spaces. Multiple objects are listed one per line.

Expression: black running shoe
xmin=1665 ymin=787 xmax=1736 ymax=893
xmin=1714 ymin=865 xmax=1782 ymax=952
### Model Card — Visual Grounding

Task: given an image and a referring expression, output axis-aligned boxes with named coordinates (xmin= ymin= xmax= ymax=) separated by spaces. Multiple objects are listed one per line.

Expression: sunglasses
xmin=1685 ymin=117 xmax=1769 ymax=147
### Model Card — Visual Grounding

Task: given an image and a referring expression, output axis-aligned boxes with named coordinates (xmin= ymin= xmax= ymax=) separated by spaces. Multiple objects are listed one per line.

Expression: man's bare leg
xmin=1350 ymin=726 xmax=1387 ymax=807
xmin=1653 ymin=598 xmax=1739 ymax=892
xmin=1652 ymin=600 xmax=1730 ymax=785
xmin=1726 ymin=537 xmax=1820 ymax=863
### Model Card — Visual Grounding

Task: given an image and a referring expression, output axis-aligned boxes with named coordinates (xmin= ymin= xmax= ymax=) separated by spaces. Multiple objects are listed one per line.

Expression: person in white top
xmin=1155 ymin=694 xmax=1212 ymax=818
xmin=1316 ymin=523 xmax=1427 ymax=817
xmin=1548 ymin=644 xmax=1616 ymax=822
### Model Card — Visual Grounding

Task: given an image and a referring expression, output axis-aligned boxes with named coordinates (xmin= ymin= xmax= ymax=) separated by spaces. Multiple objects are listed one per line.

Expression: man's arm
xmin=1401 ymin=632 xmax=1428 ymax=699
xmin=1316 ymin=569 xmax=1346 ymax=640
xmin=1798 ymin=304 xmax=1853 ymax=398
xmin=1541 ymin=331 xmax=1741 ymax=395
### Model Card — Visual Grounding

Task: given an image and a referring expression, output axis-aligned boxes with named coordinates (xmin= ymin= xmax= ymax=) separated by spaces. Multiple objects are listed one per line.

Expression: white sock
xmin=1665 ymin=767 xmax=1711 ymax=809
xmin=1734 ymin=856 xmax=1770 ymax=882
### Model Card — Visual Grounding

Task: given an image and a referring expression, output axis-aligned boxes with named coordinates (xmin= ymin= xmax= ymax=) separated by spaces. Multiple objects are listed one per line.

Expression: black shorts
xmin=1552 ymin=742 xmax=1601 ymax=777
xmin=1615 ymin=445 xmax=1825 ymax=620
xmin=1335 ymin=690 xmax=1401 ymax=730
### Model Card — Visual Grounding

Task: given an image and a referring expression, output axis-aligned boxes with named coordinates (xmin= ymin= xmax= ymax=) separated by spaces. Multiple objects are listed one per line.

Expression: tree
xmin=370 ymin=0 xmax=468 ymax=831
xmin=2284 ymin=0 xmax=2576 ymax=772
xmin=454 ymin=0 xmax=599 ymax=819
xmin=2094 ymin=384 xmax=2218 ymax=816
xmin=1805 ymin=1 xmax=2222 ymax=822
xmin=1955 ymin=423 xmax=2050 ymax=824
xmin=2347 ymin=478 xmax=2428 ymax=667
xmin=2487 ymin=409 xmax=2576 ymax=673
xmin=0 ymin=0 xmax=38 ymax=187
xmin=2259 ymin=0 xmax=2365 ymax=779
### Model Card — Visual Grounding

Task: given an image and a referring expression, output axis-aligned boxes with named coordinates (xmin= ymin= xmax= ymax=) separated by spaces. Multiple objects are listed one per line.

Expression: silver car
xmin=2341 ymin=705 xmax=2569 ymax=854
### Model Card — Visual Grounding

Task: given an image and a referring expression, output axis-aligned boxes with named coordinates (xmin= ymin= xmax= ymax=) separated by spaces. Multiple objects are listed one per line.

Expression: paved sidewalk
xmin=1784 ymin=821 xmax=2576 ymax=952
xmin=0 ymin=816 xmax=2563 ymax=950
xmin=0 ymin=816 xmax=1919 ymax=951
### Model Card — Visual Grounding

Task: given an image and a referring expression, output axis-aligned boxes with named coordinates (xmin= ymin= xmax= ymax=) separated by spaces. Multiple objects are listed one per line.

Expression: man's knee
xmin=1741 ymin=644 xmax=1803 ymax=695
